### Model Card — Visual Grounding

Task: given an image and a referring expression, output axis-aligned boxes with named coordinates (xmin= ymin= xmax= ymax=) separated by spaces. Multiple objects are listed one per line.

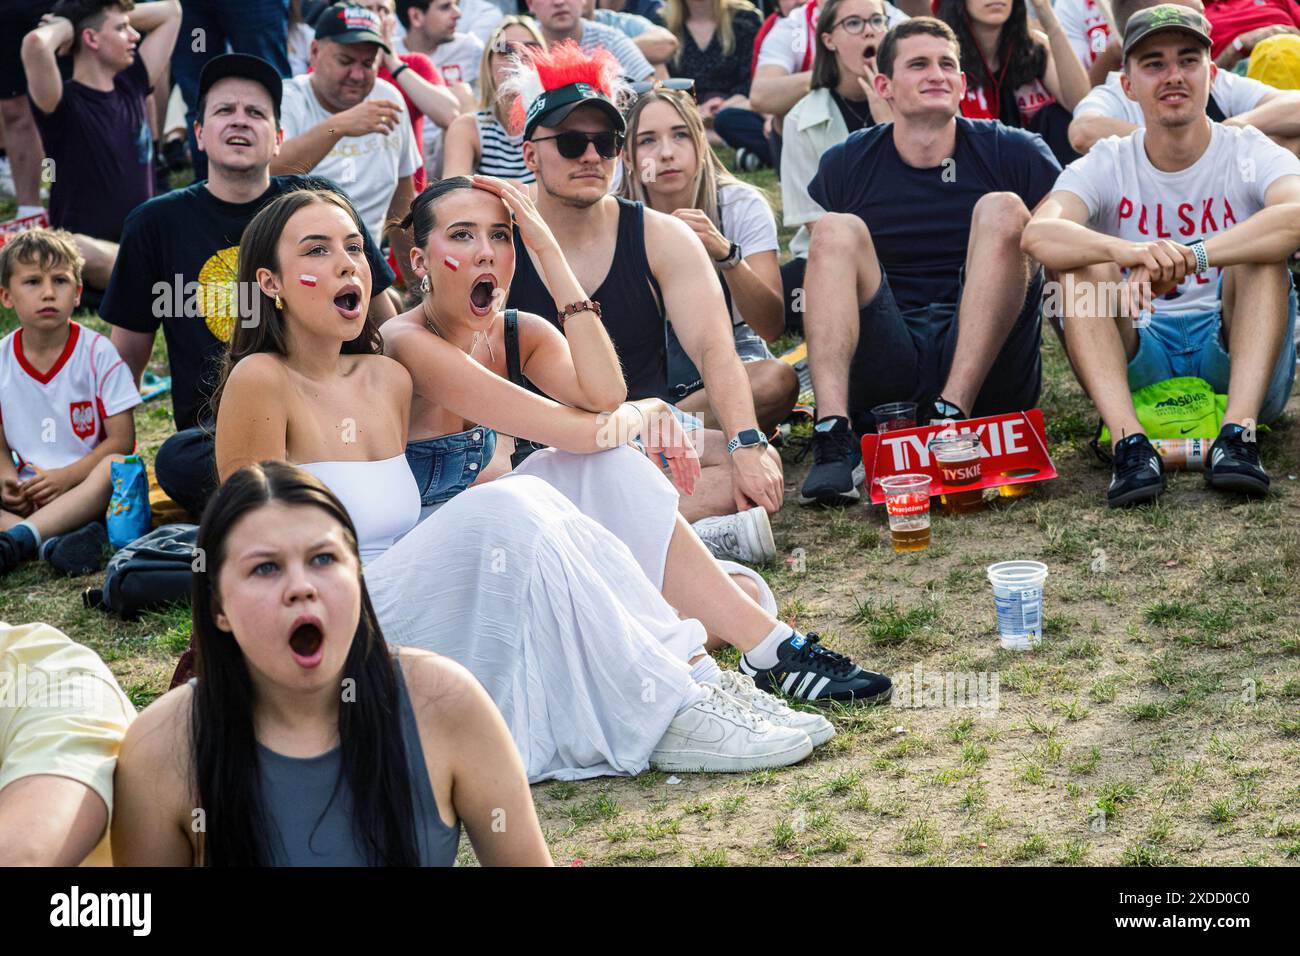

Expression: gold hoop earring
xmin=274 ymin=294 xmax=283 ymax=310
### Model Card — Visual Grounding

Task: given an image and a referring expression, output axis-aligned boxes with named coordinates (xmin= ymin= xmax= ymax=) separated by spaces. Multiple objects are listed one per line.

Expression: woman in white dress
xmin=212 ymin=187 xmax=843 ymax=781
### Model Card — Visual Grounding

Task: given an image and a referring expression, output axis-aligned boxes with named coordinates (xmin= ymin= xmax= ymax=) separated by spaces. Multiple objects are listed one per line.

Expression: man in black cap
xmin=273 ymin=4 xmax=421 ymax=289
xmin=104 ymin=52 xmax=398 ymax=519
xmin=502 ymin=44 xmax=786 ymax=566
xmin=1024 ymin=3 xmax=1300 ymax=505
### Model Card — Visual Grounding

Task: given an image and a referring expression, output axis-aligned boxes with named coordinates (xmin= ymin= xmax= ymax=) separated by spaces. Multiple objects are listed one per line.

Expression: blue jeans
xmin=173 ymin=0 xmax=291 ymax=181
xmin=1127 ymin=286 xmax=1298 ymax=424
xmin=405 ymin=426 xmax=498 ymax=508
xmin=714 ymin=107 xmax=772 ymax=167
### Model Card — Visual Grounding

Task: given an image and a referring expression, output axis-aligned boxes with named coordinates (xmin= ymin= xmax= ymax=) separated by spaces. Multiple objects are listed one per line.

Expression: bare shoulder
xmin=119 ymin=682 xmax=193 ymax=781
xmin=447 ymin=111 xmax=479 ymax=136
xmin=642 ymin=205 xmax=701 ymax=258
xmin=395 ymin=648 xmax=489 ymax=730
xmin=226 ymin=351 xmax=288 ymax=392
xmin=514 ymin=309 xmax=561 ymax=344
xmin=355 ymin=351 xmax=413 ymax=393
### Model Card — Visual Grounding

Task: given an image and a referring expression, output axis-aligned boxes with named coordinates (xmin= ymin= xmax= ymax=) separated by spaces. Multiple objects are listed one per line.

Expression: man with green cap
xmin=1024 ymin=3 xmax=1300 ymax=506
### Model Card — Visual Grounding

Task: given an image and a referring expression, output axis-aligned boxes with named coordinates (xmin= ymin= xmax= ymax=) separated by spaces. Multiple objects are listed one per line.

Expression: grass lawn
xmin=3 ymin=166 xmax=1299 ymax=868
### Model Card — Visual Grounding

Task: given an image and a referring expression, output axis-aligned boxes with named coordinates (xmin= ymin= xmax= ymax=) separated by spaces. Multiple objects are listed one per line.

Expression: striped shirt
xmin=475 ymin=111 xmax=534 ymax=183
xmin=577 ymin=20 xmax=655 ymax=82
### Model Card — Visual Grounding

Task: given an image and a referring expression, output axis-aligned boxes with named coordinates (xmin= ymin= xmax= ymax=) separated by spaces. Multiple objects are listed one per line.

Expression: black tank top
xmin=506 ymin=198 xmax=672 ymax=402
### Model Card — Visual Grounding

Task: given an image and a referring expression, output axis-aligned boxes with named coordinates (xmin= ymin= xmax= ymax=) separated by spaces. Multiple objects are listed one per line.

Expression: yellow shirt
xmin=0 ymin=621 xmax=136 ymax=866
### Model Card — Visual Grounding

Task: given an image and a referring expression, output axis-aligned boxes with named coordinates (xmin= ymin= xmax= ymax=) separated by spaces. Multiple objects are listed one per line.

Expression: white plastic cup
xmin=986 ymin=560 xmax=1048 ymax=650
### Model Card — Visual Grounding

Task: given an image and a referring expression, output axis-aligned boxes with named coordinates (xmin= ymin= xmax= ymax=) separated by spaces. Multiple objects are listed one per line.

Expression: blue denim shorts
xmin=1128 ymin=285 xmax=1298 ymax=424
xmin=405 ymin=426 xmax=498 ymax=508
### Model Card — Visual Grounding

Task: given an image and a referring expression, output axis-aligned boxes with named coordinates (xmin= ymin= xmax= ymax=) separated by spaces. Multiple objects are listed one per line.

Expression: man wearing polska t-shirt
xmin=1023 ymin=4 xmax=1300 ymax=506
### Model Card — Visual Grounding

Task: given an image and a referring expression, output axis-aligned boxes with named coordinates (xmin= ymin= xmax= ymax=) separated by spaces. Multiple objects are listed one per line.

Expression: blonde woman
xmin=442 ymin=17 xmax=547 ymax=183
xmin=619 ymin=88 xmax=796 ymax=427
xmin=663 ymin=0 xmax=765 ymax=154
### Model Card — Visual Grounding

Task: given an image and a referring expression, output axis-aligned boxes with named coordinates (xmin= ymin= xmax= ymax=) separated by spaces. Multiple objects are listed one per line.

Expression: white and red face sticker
xmin=443 ymin=255 xmax=460 ymax=272
xmin=299 ymin=274 xmax=318 ymax=287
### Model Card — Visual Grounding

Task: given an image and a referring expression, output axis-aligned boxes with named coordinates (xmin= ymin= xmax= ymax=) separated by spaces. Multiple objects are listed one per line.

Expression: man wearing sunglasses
xmin=505 ymin=46 xmax=787 ymax=565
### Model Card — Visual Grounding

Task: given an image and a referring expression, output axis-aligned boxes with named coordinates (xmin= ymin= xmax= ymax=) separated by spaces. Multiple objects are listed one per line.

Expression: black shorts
xmin=0 ymin=1 xmax=56 ymax=100
xmin=846 ymin=269 xmax=1044 ymax=438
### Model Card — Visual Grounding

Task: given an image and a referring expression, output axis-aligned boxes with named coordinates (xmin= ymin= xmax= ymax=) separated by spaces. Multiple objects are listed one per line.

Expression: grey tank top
xmin=252 ymin=657 xmax=461 ymax=866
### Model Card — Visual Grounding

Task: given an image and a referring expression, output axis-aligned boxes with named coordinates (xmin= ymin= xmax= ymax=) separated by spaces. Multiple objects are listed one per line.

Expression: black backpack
xmin=83 ymin=523 xmax=198 ymax=619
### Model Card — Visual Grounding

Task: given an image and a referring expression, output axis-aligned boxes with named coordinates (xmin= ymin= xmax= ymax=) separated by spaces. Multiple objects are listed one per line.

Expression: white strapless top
xmin=299 ymin=455 xmax=421 ymax=565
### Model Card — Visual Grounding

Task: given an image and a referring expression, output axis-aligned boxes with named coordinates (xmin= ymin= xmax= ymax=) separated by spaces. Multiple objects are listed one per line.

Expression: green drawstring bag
xmin=1093 ymin=377 xmax=1227 ymax=461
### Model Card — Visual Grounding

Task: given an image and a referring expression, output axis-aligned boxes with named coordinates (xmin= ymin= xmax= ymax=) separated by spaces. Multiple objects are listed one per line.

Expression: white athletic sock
xmin=742 ymin=622 xmax=795 ymax=670
xmin=689 ymin=654 xmax=722 ymax=686
xmin=17 ymin=206 xmax=45 ymax=219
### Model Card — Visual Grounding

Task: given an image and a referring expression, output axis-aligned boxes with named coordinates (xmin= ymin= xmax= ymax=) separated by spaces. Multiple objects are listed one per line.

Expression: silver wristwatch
xmin=715 ymin=241 xmax=742 ymax=271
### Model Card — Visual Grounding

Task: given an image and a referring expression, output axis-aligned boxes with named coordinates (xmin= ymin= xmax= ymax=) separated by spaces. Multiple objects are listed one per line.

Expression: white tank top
xmin=299 ymin=455 xmax=421 ymax=566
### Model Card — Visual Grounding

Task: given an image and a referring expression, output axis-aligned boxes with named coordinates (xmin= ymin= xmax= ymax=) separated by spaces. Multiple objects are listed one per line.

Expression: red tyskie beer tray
xmin=860 ymin=409 xmax=1057 ymax=506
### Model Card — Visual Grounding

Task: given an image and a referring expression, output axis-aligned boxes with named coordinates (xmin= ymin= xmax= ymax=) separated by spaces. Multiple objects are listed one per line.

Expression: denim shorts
xmin=405 ymin=426 xmax=498 ymax=508
xmin=1127 ymin=285 xmax=1298 ymax=424
xmin=666 ymin=320 xmax=775 ymax=400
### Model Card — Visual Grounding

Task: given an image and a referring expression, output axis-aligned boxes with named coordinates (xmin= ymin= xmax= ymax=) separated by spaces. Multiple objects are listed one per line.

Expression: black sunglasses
xmin=530 ymin=129 xmax=625 ymax=159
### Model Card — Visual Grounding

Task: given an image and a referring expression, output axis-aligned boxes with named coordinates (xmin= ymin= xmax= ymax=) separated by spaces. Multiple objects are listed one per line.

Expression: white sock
xmin=689 ymin=654 xmax=722 ymax=686
xmin=742 ymin=622 xmax=795 ymax=670
xmin=17 ymin=205 xmax=45 ymax=219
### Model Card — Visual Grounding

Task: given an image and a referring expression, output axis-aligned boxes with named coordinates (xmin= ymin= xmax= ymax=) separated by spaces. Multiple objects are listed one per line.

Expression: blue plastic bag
xmin=107 ymin=455 xmax=152 ymax=549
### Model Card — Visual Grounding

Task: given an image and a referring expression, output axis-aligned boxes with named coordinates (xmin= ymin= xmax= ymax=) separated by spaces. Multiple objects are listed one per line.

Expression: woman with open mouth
xmin=777 ymin=0 xmax=893 ymax=343
xmin=112 ymin=461 xmax=551 ymax=866
xmin=210 ymin=186 xmax=833 ymax=782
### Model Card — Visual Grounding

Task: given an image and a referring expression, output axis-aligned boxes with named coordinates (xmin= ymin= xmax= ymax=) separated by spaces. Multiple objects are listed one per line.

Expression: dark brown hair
xmin=52 ymin=0 xmax=135 ymax=55
xmin=209 ymin=188 xmax=383 ymax=419
xmin=191 ymin=461 xmax=419 ymax=866
xmin=812 ymin=0 xmax=886 ymax=91
xmin=876 ymin=16 xmax=961 ymax=78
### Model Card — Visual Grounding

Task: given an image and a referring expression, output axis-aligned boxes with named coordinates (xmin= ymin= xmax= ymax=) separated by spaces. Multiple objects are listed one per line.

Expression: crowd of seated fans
xmin=1 ymin=0 xmax=1299 ymax=866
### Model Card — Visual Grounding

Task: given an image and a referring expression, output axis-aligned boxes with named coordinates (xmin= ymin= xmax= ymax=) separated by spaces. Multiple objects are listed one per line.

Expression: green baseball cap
xmin=1123 ymin=4 xmax=1213 ymax=61
xmin=522 ymin=83 xmax=625 ymax=142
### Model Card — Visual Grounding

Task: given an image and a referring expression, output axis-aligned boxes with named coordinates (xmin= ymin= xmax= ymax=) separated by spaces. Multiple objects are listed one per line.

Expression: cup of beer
xmin=879 ymin=473 xmax=932 ymax=552
xmin=872 ymin=401 xmax=918 ymax=433
xmin=986 ymin=560 xmax=1049 ymax=650
xmin=930 ymin=432 xmax=985 ymax=515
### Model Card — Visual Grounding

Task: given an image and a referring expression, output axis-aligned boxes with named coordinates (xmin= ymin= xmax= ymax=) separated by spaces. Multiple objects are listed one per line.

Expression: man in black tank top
xmin=504 ymin=48 xmax=787 ymax=548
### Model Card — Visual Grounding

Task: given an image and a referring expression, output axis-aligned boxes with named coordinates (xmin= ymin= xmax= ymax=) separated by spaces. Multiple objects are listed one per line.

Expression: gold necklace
xmin=422 ymin=300 xmax=496 ymax=363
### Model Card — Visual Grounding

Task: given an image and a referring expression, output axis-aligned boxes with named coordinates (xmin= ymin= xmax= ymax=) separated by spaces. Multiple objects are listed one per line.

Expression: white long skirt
xmin=368 ymin=451 xmax=708 ymax=782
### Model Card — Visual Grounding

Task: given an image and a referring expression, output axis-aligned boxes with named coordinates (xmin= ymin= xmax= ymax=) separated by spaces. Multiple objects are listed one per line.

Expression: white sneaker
xmin=650 ymin=684 xmax=813 ymax=772
xmin=716 ymin=669 xmax=836 ymax=747
xmin=692 ymin=508 xmax=776 ymax=563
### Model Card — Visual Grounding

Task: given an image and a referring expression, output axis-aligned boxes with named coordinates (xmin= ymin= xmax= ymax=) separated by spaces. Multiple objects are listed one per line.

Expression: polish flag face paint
xmin=443 ymin=256 xmax=460 ymax=272
xmin=299 ymin=274 xmax=318 ymax=287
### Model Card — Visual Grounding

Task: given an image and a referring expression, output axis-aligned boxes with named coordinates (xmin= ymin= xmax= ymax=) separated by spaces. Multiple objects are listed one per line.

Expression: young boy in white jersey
xmin=0 ymin=230 xmax=140 ymax=576
xmin=1022 ymin=5 xmax=1300 ymax=507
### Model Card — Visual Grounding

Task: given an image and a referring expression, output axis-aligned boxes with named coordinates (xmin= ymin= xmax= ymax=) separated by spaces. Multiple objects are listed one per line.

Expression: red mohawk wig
xmin=499 ymin=40 xmax=632 ymax=137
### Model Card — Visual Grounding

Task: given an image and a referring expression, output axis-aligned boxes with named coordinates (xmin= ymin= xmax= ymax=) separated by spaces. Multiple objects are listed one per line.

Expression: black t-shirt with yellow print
xmin=100 ymin=175 xmax=396 ymax=431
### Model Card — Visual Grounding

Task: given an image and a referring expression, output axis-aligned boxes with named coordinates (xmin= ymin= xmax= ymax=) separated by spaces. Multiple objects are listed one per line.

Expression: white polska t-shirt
xmin=1054 ymin=123 xmax=1300 ymax=317
xmin=0 ymin=322 xmax=141 ymax=473
xmin=1055 ymin=0 xmax=1111 ymax=68
xmin=756 ymin=2 xmax=909 ymax=74
xmin=280 ymin=73 xmax=423 ymax=244
xmin=717 ymin=182 xmax=779 ymax=328
xmin=1073 ymin=69 xmax=1272 ymax=124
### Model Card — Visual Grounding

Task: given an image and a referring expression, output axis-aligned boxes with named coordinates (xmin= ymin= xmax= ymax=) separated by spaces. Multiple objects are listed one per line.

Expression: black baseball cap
xmin=198 ymin=53 xmax=284 ymax=117
xmin=523 ymin=83 xmax=625 ymax=142
xmin=314 ymin=4 xmax=392 ymax=53
xmin=1122 ymin=4 xmax=1213 ymax=60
